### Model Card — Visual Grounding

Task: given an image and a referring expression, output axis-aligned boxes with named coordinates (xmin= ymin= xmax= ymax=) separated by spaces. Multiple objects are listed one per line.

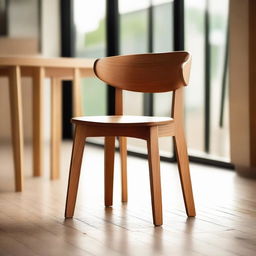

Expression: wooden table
xmin=0 ymin=57 xmax=95 ymax=191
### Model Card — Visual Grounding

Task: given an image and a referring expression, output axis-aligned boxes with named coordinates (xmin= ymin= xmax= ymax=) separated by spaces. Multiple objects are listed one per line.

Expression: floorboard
xmin=0 ymin=141 xmax=256 ymax=256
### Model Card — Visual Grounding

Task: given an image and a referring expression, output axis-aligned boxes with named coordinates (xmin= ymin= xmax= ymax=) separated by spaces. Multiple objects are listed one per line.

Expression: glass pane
xmin=154 ymin=92 xmax=173 ymax=157
xmin=185 ymin=0 xmax=205 ymax=155
xmin=119 ymin=0 xmax=149 ymax=154
xmin=74 ymin=0 xmax=107 ymax=116
xmin=152 ymin=0 xmax=173 ymax=5
xmin=185 ymin=0 xmax=230 ymax=161
xmin=119 ymin=0 xmax=150 ymax=16
xmin=209 ymin=0 xmax=230 ymax=160
xmin=120 ymin=0 xmax=149 ymax=55
xmin=152 ymin=0 xmax=174 ymax=157
xmin=153 ymin=1 xmax=173 ymax=52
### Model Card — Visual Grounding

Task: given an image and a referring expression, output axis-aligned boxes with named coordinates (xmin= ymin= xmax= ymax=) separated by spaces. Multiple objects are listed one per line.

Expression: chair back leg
xmin=119 ymin=136 xmax=128 ymax=202
xmin=65 ymin=125 xmax=86 ymax=218
xmin=104 ymin=136 xmax=115 ymax=207
xmin=174 ymin=129 xmax=196 ymax=217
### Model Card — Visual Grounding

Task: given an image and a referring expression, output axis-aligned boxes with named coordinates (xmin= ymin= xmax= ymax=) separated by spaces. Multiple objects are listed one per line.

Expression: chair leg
xmin=147 ymin=126 xmax=163 ymax=226
xmin=50 ymin=78 xmax=62 ymax=180
xmin=119 ymin=137 xmax=128 ymax=202
xmin=65 ymin=125 xmax=85 ymax=218
xmin=174 ymin=130 xmax=196 ymax=217
xmin=8 ymin=66 xmax=24 ymax=192
xmin=32 ymin=67 xmax=44 ymax=177
xmin=104 ymin=136 xmax=115 ymax=207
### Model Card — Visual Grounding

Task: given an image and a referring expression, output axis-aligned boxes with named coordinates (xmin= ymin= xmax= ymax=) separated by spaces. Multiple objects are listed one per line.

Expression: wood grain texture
xmin=147 ymin=126 xmax=163 ymax=226
xmin=67 ymin=52 xmax=194 ymax=226
xmin=104 ymin=137 xmax=115 ymax=207
xmin=45 ymin=67 xmax=74 ymax=79
xmin=115 ymin=88 xmax=127 ymax=202
xmin=1 ymin=143 xmax=256 ymax=255
xmin=0 ymin=57 xmax=94 ymax=80
xmin=115 ymin=88 xmax=123 ymax=115
xmin=8 ymin=66 xmax=24 ymax=192
xmin=72 ymin=68 xmax=82 ymax=117
xmin=249 ymin=0 xmax=256 ymax=167
xmin=50 ymin=77 xmax=62 ymax=180
xmin=182 ymin=54 xmax=192 ymax=85
xmin=119 ymin=137 xmax=128 ymax=202
xmin=172 ymin=88 xmax=196 ymax=216
xmin=158 ymin=123 xmax=175 ymax=137
xmin=174 ymin=131 xmax=196 ymax=216
xmin=0 ymin=57 xmax=94 ymax=186
xmin=32 ymin=67 xmax=44 ymax=177
xmin=94 ymin=52 xmax=191 ymax=93
xmin=65 ymin=126 xmax=86 ymax=218
xmin=69 ymin=125 xmax=149 ymax=140
xmin=0 ymin=56 xmax=95 ymax=68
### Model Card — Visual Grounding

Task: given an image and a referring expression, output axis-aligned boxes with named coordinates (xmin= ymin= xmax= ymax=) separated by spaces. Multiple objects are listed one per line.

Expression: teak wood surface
xmin=65 ymin=52 xmax=195 ymax=226
xmin=0 ymin=56 xmax=95 ymax=191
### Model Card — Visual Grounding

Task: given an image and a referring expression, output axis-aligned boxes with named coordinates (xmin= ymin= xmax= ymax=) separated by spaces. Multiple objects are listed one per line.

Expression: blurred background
xmin=0 ymin=0 xmax=231 ymax=168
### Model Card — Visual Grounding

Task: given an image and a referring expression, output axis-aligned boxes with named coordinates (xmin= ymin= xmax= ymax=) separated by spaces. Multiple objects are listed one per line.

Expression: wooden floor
xmin=0 ymin=141 xmax=256 ymax=256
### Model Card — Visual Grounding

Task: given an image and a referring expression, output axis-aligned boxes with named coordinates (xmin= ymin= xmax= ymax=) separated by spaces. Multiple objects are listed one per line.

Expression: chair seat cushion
xmin=72 ymin=115 xmax=173 ymax=127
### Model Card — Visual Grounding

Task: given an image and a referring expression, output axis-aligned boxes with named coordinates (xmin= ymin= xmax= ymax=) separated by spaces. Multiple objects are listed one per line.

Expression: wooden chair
xmin=65 ymin=51 xmax=196 ymax=226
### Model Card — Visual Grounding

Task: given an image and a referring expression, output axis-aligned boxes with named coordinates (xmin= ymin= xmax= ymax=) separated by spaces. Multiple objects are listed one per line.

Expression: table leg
xmin=32 ymin=67 xmax=44 ymax=176
xmin=50 ymin=77 xmax=62 ymax=180
xmin=8 ymin=66 xmax=24 ymax=192
xmin=72 ymin=68 xmax=82 ymax=117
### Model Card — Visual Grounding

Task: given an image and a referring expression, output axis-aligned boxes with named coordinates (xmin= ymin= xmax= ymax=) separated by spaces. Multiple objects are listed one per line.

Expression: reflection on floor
xmin=0 ymin=141 xmax=256 ymax=256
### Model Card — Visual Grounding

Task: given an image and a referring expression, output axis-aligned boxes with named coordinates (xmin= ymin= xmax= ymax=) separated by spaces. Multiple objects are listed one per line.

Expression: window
xmin=67 ymin=0 xmax=232 ymax=167
xmin=74 ymin=0 xmax=107 ymax=116
xmin=185 ymin=0 xmax=230 ymax=161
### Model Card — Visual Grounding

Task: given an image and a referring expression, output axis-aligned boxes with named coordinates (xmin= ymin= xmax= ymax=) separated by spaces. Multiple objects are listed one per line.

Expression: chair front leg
xmin=119 ymin=137 xmax=128 ymax=202
xmin=65 ymin=125 xmax=86 ymax=218
xmin=174 ymin=129 xmax=196 ymax=217
xmin=147 ymin=126 xmax=163 ymax=226
xmin=104 ymin=136 xmax=115 ymax=207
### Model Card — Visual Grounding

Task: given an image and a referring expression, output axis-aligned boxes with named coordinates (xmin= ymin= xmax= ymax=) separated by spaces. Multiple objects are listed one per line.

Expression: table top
xmin=0 ymin=56 xmax=95 ymax=68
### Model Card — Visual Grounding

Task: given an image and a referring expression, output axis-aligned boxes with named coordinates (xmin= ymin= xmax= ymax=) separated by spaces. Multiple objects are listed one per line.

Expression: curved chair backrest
xmin=93 ymin=51 xmax=191 ymax=93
